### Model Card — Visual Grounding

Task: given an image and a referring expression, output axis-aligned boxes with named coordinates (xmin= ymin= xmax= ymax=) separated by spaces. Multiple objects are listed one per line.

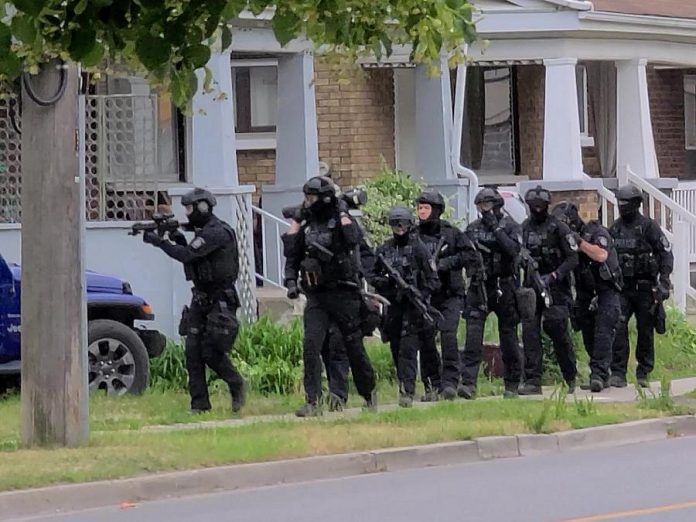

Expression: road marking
xmin=560 ymin=500 xmax=696 ymax=521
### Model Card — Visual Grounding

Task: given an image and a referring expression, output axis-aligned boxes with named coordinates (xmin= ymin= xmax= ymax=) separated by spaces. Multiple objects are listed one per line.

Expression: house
xmin=2 ymin=0 xmax=696 ymax=337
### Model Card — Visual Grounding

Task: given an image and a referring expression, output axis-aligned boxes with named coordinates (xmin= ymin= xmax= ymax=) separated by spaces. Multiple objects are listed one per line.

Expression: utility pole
xmin=20 ymin=61 xmax=88 ymax=447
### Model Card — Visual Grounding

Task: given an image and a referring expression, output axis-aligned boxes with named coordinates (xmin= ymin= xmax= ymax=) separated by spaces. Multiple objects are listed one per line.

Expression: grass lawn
xmin=0 ymin=398 xmax=688 ymax=492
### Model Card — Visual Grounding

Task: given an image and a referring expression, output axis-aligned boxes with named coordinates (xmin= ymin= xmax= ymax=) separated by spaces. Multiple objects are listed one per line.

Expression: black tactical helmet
xmin=524 ymin=185 xmax=551 ymax=206
xmin=474 ymin=187 xmax=500 ymax=206
xmin=303 ymin=176 xmax=336 ymax=198
xmin=181 ymin=187 xmax=217 ymax=208
xmin=551 ymin=201 xmax=583 ymax=230
xmin=415 ymin=190 xmax=446 ymax=209
xmin=387 ymin=206 xmax=415 ymax=227
xmin=616 ymin=184 xmax=643 ymax=203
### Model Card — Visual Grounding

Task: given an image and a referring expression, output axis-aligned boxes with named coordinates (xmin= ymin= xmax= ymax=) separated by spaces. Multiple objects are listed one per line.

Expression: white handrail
xmin=626 ymin=168 xmax=696 ymax=226
xmin=252 ymin=205 xmax=289 ymax=289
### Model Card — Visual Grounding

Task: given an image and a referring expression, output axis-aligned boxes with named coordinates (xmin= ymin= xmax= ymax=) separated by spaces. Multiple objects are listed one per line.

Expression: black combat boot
xmin=518 ymin=383 xmax=542 ymax=396
xmin=457 ymin=384 xmax=476 ymax=400
xmin=608 ymin=375 xmax=627 ymax=388
xmin=328 ymin=393 xmax=347 ymax=412
xmin=440 ymin=386 xmax=457 ymax=401
xmin=295 ymin=402 xmax=322 ymax=417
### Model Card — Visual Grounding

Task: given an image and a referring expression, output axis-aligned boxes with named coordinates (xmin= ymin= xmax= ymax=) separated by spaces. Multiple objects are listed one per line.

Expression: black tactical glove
xmin=143 ymin=231 xmax=163 ymax=246
xmin=540 ymin=273 xmax=556 ymax=287
xmin=655 ymin=279 xmax=671 ymax=301
xmin=481 ymin=210 xmax=498 ymax=229
xmin=168 ymin=230 xmax=187 ymax=246
xmin=286 ymin=280 xmax=300 ymax=300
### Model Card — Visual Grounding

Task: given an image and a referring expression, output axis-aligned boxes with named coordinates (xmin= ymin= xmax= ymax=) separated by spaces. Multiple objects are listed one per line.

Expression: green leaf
xmin=81 ymin=41 xmax=105 ymax=67
xmin=182 ymin=44 xmax=211 ymax=69
xmin=220 ymin=24 xmax=232 ymax=50
xmin=170 ymin=68 xmax=198 ymax=108
xmin=74 ymin=0 xmax=88 ymax=15
xmin=13 ymin=0 xmax=45 ymax=17
xmin=0 ymin=23 xmax=11 ymax=49
xmin=10 ymin=15 xmax=37 ymax=44
xmin=68 ymin=28 xmax=97 ymax=61
xmin=272 ymin=9 xmax=301 ymax=47
xmin=221 ymin=0 xmax=244 ymax=20
xmin=135 ymin=34 xmax=171 ymax=70
xmin=0 ymin=53 xmax=21 ymax=78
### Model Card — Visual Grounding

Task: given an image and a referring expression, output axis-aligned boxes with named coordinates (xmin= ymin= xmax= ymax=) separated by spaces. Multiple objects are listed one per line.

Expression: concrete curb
xmin=2 ymin=415 xmax=695 ymax=520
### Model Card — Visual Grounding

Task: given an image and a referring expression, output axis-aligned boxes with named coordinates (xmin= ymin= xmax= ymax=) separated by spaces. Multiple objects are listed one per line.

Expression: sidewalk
xmin=139 ymin=376 xmax=696 ymax=434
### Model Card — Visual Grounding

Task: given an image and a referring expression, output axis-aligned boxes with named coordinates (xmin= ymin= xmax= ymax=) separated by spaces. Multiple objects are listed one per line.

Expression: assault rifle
xmin=129 ymin=212 xmax=180 ymax=237
xmin=470 ymin=241 xmax=490 ymax=313
xmin=376 ymin=252 xmax=443 ymax=328
xmin=518 ymin=245 xmax=552 ymax=308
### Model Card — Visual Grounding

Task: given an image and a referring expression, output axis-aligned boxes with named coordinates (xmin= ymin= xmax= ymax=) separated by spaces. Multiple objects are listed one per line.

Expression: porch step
xmin=256 ymin=286 xmax=305 ymax=324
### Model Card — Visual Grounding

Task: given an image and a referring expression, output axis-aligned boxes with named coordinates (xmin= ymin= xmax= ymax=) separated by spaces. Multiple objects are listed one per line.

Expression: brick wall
xmin=237 ymin=150 xmax=275 ymax=204
xmin=648 ymin=67 xmax=686 ymax=178
xmin=549 ymin=190 xmax=600 ymax=223
xmin=516 ymin=65 xmax=545 ymax=180
xmin=236 ymin=61 xmax=396 ymax=201
xmin=315 ymin=63 xmax=395 ymax=187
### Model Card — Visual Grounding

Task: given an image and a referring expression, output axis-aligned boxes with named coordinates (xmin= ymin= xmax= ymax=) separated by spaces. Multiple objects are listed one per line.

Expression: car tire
xmin=88 ymin=319 xmax=150 ymax=396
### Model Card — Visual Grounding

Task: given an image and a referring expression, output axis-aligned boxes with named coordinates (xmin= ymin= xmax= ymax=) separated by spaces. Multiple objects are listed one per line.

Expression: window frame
xmin=231 ymin=58 xmax=278 ymax=150
xmin=684 ymin=75 xmax=696 ymax=150
xmin=576 ymin=64 xmax=594 ymax=147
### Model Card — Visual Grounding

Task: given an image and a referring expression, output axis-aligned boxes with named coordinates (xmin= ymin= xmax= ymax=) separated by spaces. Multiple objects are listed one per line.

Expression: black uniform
xmin=572 ymin=221 xmax=622 ymax=386
xmin=610 ymin=214 xmax=673 ymax=382
xmin=369 ymin=233 xmax=440 ymax=398
xmin=418 ymin=220 xmax=476 ymax=393
xmin=461 ymin=215 xmax=522 ymax=394
xmin=521 ymin=215 xmax=579 ymax=389
xmin=145 ymin=213 xmax=244 ymax=412
xmin=283 ymin=200 xmax=376 ymax=409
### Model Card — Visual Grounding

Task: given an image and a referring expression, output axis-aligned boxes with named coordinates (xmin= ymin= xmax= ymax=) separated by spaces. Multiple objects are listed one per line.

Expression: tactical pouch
xmin=360 ymin=295 xmax=382 ymax=337
xmin=206 ymin=302 xmax=239 ymax=351
xmin=178 ymin=305 xmax=190 ymax=336
xmin=655 ymin=302 xmax=667 ymax=335
xmin=569 ymin=302 xmax=581 ymax=332
xmin=515 ymin=287 xmax=537 ymax=321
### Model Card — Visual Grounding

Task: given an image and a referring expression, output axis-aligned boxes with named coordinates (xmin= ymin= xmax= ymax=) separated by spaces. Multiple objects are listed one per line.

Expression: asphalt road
xmin=13 ymin=437 xmax=696 ymax=522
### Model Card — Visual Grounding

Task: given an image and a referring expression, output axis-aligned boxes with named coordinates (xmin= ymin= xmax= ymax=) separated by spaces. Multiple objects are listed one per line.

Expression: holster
xmin=178 ymin=305 xmax=190 ymax=336
xmin=515 ymin=287 xmax=537 ymax=322
xmin=655 ymin=302 xmax=666 ymax=335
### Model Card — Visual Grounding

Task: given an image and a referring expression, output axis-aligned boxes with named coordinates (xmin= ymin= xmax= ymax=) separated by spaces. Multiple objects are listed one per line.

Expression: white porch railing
xmin=622 ymin=168 xmax=694 ymax=312
xmin=252 ymin=205 xmax=289 ymax=289
xmin=672 ymin=181 xmax=696 ymax=264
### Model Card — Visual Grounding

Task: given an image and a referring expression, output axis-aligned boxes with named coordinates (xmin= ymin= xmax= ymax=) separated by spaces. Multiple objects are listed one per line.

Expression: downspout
xmin=451 ymin=63 xmax=479 ymax=223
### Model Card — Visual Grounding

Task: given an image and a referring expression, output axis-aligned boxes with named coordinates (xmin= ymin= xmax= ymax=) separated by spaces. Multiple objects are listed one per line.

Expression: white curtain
xmin=587 ymin=62 xmax=617 ymax=178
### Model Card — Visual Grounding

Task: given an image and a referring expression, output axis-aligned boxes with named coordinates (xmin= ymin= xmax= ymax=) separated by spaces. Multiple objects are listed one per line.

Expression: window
xmin=232 ymin=60 xmax=278 ymax=134
xmin=685 ymin=76 xmax=696 ymax=150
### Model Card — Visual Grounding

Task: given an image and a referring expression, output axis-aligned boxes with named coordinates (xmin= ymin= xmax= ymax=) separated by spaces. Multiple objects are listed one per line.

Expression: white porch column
xmin=191 ymin=49 xmax=239 ymax=187
xmin=542 ymin=58 xmax=584 ymax=181
xmin=616 ymin=59 xmax=659 ymax=181
xmin=275 ymin=51 xmax=319 ymax=185
xmin=415 ymin=61 xmax=453 ymax=181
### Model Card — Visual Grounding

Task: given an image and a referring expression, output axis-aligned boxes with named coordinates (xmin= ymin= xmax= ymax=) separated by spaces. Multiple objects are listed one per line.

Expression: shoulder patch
xmin=660 ymin=235 xmax=672 ymax=252
xmin=597 ymin=235 xmax=609 ymax=248
xmin=565 ymin=233 xmax=579 ymax=251
xmin=190 ymin=237 xmax=206 ymax=251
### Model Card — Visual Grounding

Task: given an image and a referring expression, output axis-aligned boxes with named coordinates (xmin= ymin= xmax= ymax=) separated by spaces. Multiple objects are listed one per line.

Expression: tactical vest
xmin=418 ymin=221 xmax=465 ymax=295
xmin=468 ymin=219 xmax=515 ymax=278
xmin=612 ymin=217 xmax=658 ymax=280
xmin=382 ymin=242 xmax=419 ymax=287
xmin=184 ymin=221 xmax=239 ymax=289
xmin=300 ymin=217 xmax=357 ymax=288
xmin=524 ymin=220 xmax=563 ymax=275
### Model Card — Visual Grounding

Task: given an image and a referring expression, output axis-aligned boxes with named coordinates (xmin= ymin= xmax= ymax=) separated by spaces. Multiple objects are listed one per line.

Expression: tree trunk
xmin=20 ymin=60 xmax=88 ymax=447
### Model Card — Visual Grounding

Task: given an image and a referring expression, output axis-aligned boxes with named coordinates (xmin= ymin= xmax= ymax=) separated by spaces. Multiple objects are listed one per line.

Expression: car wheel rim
xmin=88 ymin=337 xmax=136 ymax=395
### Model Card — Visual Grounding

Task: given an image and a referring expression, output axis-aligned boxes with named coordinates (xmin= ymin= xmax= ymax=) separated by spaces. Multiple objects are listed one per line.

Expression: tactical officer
xmin=519 ymin=186 xmax=579 ymax=395
xmin=283 ymin=176 xmax=376 ymax=417
xmin=460 ymin=188 xmax=522 ymax=399
xmin=416 ymin=191 xmax=478 ymax=400
xmin=610 ymin=185 xmax=673 ymax=388
xmin=369 ymin=207 xmax=440 ymax=407
xmin=142 ymin=188 xmax=245 ymax=413
xmin=552 ymin=201 xmax=622 ymax=392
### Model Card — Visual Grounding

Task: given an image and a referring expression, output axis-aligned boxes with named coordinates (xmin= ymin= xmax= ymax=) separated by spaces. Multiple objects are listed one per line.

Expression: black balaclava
xmin=618 ymin=199 xmax=641 ymax=222
xmin=187 ymin=203 xmax=212 ymax=228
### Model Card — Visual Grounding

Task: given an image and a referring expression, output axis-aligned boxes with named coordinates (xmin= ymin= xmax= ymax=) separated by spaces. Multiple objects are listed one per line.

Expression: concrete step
xmin=256 ymin=286 xmax=305 ymax=323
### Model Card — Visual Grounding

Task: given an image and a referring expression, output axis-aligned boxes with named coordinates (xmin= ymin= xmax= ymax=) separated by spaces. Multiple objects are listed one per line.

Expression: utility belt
xmin=191 ymin=286 xmax=238 ymax=308
xmin=621 ymin=279 xmax=655 ymax=293
xmin=619 ymin=253 xmax=657 ymax=279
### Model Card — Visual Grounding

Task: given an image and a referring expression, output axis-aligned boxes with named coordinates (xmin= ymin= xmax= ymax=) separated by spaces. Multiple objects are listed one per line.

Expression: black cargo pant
xmin=303 ymin=289 xmax=376 ymax=404
xmin=183 ymin=290 xmax=244 ymax=411
xmin=575 ymin=289 xmax=621 ymax=383
xmin=426 ymin=293 xmax=462 ymax=391
xmin=385 ymin=300 xmax=432 ymax=396
xmin=321 ymin=324 xmax=350 ymax=401
xmin=612 ymin=280 xmax=656 ymax=380
xmin=521 ymin=286 xmax=577 ymax=387
xmin=461 ymin=277 xmax=522 ymax=390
